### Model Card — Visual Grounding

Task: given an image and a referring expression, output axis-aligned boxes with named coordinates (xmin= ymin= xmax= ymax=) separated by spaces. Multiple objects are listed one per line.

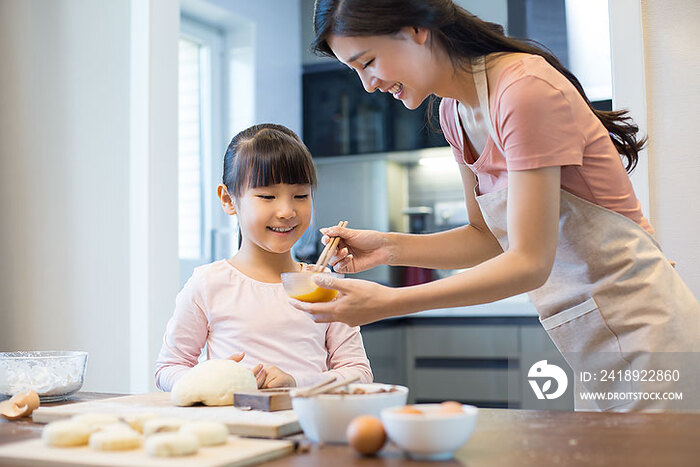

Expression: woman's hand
xmin=289 ymin=275 xmax=398 ymax=327
xmin=319 ymin=226 xmax=392 ymax=273
xmin=254 ymin=365 xmax=297 ymax=389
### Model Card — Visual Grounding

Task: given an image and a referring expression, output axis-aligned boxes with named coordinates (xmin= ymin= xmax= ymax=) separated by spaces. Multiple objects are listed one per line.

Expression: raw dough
xmin=143 ymin=417 xmax=187 ymax=436
xmin=145 ymin=432 xmax=199 ymax=457
xmin=71 ymin=413 xmax=120 ymax=430
xmin=171 ymin=359 xmax=257 ymax=406
xmin=42 ymin=420 xmax=92 ymax=447
xmin=120 ymin=412 xmax=159 ymax=433
xmin=89 ymin=428 xmax=142 ymax=451
xmin=93 ymin=422 xmax=135 ymax=433
xmin=179 ymin=421 xmax=229 ymax=446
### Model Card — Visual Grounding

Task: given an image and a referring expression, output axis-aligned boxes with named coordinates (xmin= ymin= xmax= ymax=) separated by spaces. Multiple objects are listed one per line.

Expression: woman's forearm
xmin=385 ymin=225 xmax=503 ymax=270
xmin=386 ymin=248 xmax=549 ymax=316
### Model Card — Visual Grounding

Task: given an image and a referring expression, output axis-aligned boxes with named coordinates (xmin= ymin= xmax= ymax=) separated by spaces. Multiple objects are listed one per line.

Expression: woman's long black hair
xmin=312 ymin=0 xmax=644 ymax=172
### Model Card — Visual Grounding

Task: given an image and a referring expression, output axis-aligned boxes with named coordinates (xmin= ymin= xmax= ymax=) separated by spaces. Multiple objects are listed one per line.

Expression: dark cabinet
xmin=303 ymin=66 xmax=446 ymax=157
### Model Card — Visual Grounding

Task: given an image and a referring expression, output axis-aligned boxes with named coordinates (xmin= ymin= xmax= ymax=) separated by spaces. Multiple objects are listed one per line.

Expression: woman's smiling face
xmin=327 ymin=28 xmax=438 ymax=110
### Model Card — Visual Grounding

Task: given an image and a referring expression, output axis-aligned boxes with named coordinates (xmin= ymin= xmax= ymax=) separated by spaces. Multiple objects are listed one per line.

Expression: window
xmin=178 ymin=37 xmax=205 ymax=259
xmin=177 ymin=18 xmax=226 ymax=287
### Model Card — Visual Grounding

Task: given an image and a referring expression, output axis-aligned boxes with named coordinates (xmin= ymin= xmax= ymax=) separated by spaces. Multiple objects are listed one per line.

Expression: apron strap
xmin=471 ymin=56 xmax=505 ymax=155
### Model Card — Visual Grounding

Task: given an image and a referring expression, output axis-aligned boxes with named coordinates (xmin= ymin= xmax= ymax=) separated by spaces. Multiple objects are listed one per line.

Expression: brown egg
xmin=438 ymin=401 xmax=464 ymax=414
xmin=395 ymin=405 xmax=424 ymax=415
xmin=346 ymin=415 xmax=386 ymax=456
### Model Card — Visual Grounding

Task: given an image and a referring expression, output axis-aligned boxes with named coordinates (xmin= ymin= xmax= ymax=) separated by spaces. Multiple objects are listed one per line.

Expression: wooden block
xmin=234 ymin=389 xmax=292 ymax=412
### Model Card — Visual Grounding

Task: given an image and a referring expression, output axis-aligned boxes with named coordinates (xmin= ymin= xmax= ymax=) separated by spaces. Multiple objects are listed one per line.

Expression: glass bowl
xmin=280 ymin=271 xmax=343 ymax=303
xmin=0 ymin=351 xmax=88 ymax=402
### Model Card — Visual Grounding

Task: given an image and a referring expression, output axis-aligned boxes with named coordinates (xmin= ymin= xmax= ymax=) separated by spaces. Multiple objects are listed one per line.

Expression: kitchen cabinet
xmin=361 ymin=316 xmax=574 ymax=410
xmin=303 ymin=65 xmax=446 ymax=158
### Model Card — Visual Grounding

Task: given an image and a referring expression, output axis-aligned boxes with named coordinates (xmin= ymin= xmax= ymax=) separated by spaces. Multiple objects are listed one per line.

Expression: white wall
xmin=0 ymin=0 xmax=133 ymax=392
xmin=0 ymin=0 xmax=301 ymax=393
xmin=641 ymin=0 xmax=700 ymax=297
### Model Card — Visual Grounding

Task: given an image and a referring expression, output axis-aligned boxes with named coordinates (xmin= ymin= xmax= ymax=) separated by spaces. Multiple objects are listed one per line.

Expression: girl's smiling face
xmin=327 ymin=28 xmax=440 ymax=110
xmin=234 ymin=183 xmax=312 ymax=255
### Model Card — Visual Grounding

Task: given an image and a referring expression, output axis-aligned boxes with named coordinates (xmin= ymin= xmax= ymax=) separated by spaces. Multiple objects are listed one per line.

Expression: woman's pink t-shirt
xmin=439 ymin=54 xmax=652 ymax=235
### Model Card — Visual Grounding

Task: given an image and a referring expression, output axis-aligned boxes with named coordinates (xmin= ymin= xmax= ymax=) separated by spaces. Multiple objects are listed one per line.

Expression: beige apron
xmin=469 ymin=57 xmax=700 ymax=411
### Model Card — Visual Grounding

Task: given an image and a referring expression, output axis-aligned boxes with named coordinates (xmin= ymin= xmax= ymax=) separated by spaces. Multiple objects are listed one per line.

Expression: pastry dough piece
xmin=120 ymin=412 xmax=159 ymax=433
xmin=145 ymin=432 xmax=199 ymax=457
xmin=179 ymin=421 xmax=229 ymax=446
xmin=143 ymin=417 xmax=187 ymax=436
xmin=89 ymin=428 xmax=142 ymax=451
xmin=42 ymin=420 xmax=92 ymax=447
xmin=71 ymin=413 xmax=120 ymax=430
xmin=171 ymin=359 xmax=257 ymax=406
xmin=93 ymin=422 xmax=135 ymax=433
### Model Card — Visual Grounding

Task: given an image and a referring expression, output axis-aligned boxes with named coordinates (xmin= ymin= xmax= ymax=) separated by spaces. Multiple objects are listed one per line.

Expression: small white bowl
xmin=380 ymin=404 xmax=478 ymax=460
xmin=291 ymin=383 xmax=408 ymax=443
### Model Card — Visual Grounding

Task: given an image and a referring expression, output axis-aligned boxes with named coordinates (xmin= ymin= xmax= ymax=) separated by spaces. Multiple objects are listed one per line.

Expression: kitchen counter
xmin=2 ymin=393 xmax=699 ymax=466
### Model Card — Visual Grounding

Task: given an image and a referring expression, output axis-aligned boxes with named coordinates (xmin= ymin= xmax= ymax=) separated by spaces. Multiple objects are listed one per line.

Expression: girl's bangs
xmin=236 ymin=136 xmax=317 ymax=193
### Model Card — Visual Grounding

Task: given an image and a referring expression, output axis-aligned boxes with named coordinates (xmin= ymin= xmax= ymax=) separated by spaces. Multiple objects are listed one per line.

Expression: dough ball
xmin=143 ymin=417 xmax=187 ymax=437
xmin=42 ymin=420 xmax=91 ymax=447
xmin=179 ymin=421 xmax=229 ymax=446
xmin=89 ymin=428 xmax=142 ymax=451
xmin=71 ymin=413 xmax=120 ymax=430
xmin=120 ymin=412 xmax=159 ymax=433
xmin=171 ymin=359 xmax=257 ymax=407
xmin=145 ymin=432 xmax=199 ymax=457
xmin=93 ymin=422 xmax=135 ymax=433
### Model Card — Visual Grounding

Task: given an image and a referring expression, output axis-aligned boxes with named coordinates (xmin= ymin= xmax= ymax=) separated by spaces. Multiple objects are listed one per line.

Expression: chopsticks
xmin=292 ymin=375 xmax=361 ymax=398
xmin=312 ymin=220 xmax=348 ymax=272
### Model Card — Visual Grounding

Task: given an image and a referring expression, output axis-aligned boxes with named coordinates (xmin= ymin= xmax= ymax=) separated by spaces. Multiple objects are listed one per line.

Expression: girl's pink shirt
xmin=154 ymin=260 xmax=373 ymax=391
xmin=439 ymin=54 xmax=653 ymax=235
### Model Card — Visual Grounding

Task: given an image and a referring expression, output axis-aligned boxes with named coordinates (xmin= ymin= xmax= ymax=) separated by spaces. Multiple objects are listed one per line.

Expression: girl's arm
xmin=314 ymin=323 xmax=373 ymax=386
xmin=154 ymin=274 xmax=209 ymax=391
xmin=292 ymin=166 xmax=560 ymax=326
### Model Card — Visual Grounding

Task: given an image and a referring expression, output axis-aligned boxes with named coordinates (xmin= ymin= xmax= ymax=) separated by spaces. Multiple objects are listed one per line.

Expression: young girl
xmin=155 ymin=123 xmax=373 ymax=391
xmin=289 ymin=0 xmax=700 ymax=411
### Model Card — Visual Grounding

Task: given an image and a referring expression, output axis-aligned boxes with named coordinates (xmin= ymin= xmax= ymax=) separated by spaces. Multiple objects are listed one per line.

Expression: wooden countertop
xmin=2 ymin=393 xmax=700 ymax=466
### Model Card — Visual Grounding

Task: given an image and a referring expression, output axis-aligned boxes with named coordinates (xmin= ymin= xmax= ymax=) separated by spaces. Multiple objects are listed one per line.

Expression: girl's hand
xmin=254 ymin=365 xmax=297 ymax=389
xmin=319 ymin=226 xmax=392 ymax=273
xmin=289 ymin=275 xmax=397 ymax=327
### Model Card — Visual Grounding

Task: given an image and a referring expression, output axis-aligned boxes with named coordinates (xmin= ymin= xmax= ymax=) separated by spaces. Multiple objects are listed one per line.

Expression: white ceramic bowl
xmin=280 ymin=271 xmax=342 ymax=303
xmin=0 ymin=351 xmax=88 ymax=402
xmin=380 ymin=404 xmax=478 ymax=460
xmin=291 ymin=383 xmax=408 ymax=443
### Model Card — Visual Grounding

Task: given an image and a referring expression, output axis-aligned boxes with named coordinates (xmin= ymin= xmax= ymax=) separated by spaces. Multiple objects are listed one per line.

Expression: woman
xmin=290 ymin=0 xmax=699 ymax=411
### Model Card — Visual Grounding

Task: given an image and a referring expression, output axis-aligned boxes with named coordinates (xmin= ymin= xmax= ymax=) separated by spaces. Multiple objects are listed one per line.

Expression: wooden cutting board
xmin=31 ymin=392 xmax=300 ymax=439
xmin=0 ymin=436 xmax=293 ymax=467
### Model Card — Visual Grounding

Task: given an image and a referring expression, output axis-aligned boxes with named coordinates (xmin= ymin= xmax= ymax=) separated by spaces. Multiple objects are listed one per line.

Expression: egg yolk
xmin=395 ymin=405 xmax=423 ymax=415
xmin=290 ymin=286 xmax=338 ymax=303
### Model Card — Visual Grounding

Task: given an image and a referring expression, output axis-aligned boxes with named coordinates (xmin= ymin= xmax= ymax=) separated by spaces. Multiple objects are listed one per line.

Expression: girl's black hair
xmin=312 ymin=0 xmax=644 ymax=172
xmin=223 ymin=123 xmax=317 ymax=197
